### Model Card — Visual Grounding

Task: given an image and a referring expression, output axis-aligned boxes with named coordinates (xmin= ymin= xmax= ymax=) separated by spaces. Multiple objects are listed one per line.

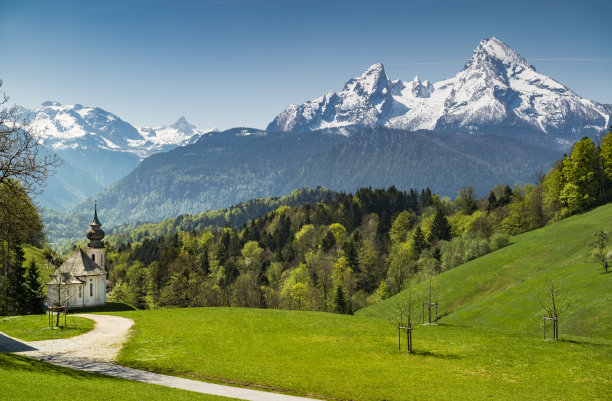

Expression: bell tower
xmin=86 ymin=201 xmax=106 ymax=269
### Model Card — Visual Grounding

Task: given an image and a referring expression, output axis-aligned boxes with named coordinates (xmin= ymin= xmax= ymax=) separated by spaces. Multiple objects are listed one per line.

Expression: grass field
xmin=3 ymin=204 xmax=611 ymax=400
xmin=0 ymin=314 xmax=94 ymax=341
xmin=108 ymin=307 xmax=610 ymax=401
xmin=0 ymin=353 xmax=236 ymax=401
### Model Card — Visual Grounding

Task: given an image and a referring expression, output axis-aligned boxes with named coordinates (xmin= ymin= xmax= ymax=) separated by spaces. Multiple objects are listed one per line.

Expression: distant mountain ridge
xmin=27 ymin=102 xmax=215 ymax=159
xmin=44 ymin=126 xmax=562 ymax=246
xmin=20 ymin=102 xmax=215 ymax=209
xmin=268 ymin=37 xmax=611 ymax=147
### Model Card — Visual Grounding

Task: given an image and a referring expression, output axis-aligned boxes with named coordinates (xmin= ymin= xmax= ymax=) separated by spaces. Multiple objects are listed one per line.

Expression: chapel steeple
xmin=86 ymin=201 xmax=106 ymax=269
xmin=86 ymin=200 xmax=105 ymax=248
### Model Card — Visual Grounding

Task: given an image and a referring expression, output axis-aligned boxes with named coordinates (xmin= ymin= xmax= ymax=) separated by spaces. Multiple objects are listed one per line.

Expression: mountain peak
xmin=343 ymin=62 xmax=390 ymax=97
xmin=41 ymin=100 xmax=63 ymax=107
xmin=267 ymin=37 xmax=611 ymax=141
xmin=170 ymin=116 xmax=196 ymax=131
xmin=466 ymin=37 xmax=533 ymax=71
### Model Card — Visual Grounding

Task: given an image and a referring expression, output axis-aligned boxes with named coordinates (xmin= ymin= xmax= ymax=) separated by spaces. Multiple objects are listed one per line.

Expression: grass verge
xmin=0 ymin=353 xmax=236 ymax=401
xmin=0 ymin=314 xmax=94 ymax=341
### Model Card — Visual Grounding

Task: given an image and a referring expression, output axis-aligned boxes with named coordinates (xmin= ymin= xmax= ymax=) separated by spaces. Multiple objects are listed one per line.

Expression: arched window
xmin=90 ymin=279 xmax=93 ymax=297
xmin=92 ymin=254 xmax=95 ymax=262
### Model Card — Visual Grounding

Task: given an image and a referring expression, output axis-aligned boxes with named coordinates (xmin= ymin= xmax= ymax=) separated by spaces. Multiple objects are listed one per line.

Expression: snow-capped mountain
xmin=21 ymin=102 xmax=214 ymax=209
xmin=27 ymin=102 xmax=213 ymax=159
xmin=268 ymin=63 xmax=394 ymax=135
xmin=268 ymin=37 xmax=612 ymax=146
xmin=135 ymin=116 xmax=216 ymax=157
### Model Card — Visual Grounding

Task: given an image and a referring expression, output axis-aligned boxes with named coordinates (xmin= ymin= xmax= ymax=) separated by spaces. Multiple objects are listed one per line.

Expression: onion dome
xmin=86 ymin=201 xmax=105 ymax=248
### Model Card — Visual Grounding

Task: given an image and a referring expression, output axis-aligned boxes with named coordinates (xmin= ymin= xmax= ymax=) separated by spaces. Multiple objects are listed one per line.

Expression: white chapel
xmin=47 ymin=204 xmax=107 ymax=309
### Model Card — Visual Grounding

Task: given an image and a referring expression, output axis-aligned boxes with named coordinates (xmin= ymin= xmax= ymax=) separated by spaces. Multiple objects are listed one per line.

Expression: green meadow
xmin=3 ymin=204 xmax=611 ymax=400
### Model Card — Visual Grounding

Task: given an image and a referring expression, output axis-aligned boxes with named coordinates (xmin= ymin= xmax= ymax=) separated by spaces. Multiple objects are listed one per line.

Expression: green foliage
xmin=363 ymin=203 xmax=612 ymax=340
xmin=428 ymin=208 xmax=452 ymax=244
xmin=24 ymin=261 xmax=45 ymax=314
xmin=56 ymin=133 xmax=612 ymax=316
xmin=590 ymin=228 xmax=611 ymax=273
xmin=333 ymin=285 xmax=351 ymax=314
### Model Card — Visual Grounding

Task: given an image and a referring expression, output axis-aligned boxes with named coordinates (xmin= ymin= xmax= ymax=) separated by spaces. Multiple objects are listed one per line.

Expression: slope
xmin=294 ymin=128 xmax=561 ymax=197
xmin=358 ymin=203 xmax=612 ymax=340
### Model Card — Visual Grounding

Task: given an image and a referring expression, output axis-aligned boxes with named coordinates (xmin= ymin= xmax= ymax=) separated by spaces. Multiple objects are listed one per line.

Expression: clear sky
xmin=1 ymin=0 xmax=610 ymax=130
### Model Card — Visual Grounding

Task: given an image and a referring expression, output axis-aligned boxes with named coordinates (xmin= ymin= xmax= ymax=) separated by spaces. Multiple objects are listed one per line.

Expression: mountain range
xmin=268 ymin=37 xmax=611 ymax=147
xmin=30 ymin=37 xmax=612 ymax=245
xmin=21 ymin=102 xmax=214 ymax=209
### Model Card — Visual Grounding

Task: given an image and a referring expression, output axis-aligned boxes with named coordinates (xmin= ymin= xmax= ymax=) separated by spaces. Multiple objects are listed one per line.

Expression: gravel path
xmin=0 ymin=314 xmax=320 ymax=401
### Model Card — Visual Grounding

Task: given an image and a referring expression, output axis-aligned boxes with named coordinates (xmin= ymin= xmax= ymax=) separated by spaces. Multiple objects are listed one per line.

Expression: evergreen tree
xmin=342 ymin=240 xmax=360 ymax=273
xmin=333 ymin=285 xmax=350 ymax=314
xmin=419 ymin=188 xmax=433 ymax=211
xmin=321 ymin=230 xmax=336 ymax=252
xmin=486 ymin=191 xmax=498 ymax=212
xmin=8 ymin=245 xmax=28 ymax=314
xmin=413 ymin=226 xmax=428 ymax=254
xmin=25 ymin=260 xmax=45 ymax=314
xmin=428 ymin=208 xmax=452 ymax=244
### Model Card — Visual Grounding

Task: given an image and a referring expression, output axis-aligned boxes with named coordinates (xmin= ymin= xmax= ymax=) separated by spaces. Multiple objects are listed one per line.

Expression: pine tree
xmin=333 ymin=286 xmax=349 ymax=314
xmin=342 ymin=240 xmax=360 ymax=273
xmin=321 ymin=230 xmax=336 ymax=252
xmin=486 ymin=191 xmax=498 ymax=212
xmin=412 ymin=226 xmax=427 ymax=254
xmin=8 ymin=245 xmax=28 ymax=314
xmin=25 ymin=260 xmax=45 ymax=314
xmin=428 ymin=208 xmax=452 ymax=244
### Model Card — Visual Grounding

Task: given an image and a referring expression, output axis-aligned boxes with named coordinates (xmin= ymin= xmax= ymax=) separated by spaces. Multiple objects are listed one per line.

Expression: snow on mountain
xmin=135 ymin=116 xmax=217 ymax=156
xmin=268 ymin=37 xmax=612 ymax=146
xmin=23 ymin=102 xmax=215 ymax=209
xmin=26 ymin=102 xmax=214 ymax=158
xmin=267 ymin=63 xmax=394 ymax=134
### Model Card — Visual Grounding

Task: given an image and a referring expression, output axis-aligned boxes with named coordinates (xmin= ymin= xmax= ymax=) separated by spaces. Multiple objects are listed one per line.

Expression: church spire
xmin=86 ymin=200 xmax=105 ymax=248
xmin=91 ymin=200 xmax=102 ymax=226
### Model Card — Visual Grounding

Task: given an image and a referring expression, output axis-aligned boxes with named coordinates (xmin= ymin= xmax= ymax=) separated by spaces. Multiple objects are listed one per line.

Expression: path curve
xmin=0 ymin=314 xmax=320 ymax=401
xmin=20 ymin=313 xmax=134 ymax=362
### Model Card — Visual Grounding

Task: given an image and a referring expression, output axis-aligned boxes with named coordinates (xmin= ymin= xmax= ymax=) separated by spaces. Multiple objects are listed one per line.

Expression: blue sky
xmin=1 ymin=0 xmax=610 ymax=130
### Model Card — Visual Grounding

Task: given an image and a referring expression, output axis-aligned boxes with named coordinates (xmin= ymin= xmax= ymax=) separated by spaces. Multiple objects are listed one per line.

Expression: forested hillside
xmin=103 ymin=130 xmax=612 ymax=312
xmin=45 ymin=127 xmax=561 ymax=246
xmin=102 ymin=129 xmax=612 ymax=312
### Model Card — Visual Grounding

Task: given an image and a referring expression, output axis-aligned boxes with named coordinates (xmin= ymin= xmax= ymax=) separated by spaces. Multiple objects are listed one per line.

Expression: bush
xmin=489 ymin=232 xmax=510 ymax=250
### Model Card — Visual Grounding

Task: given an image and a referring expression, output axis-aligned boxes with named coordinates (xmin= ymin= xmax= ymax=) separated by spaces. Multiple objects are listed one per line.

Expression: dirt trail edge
xmin=0 ymin=314 xmax=319 ymax=401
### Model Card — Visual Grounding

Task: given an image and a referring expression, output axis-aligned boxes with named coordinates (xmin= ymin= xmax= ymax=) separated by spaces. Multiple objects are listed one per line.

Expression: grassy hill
xmin=5 ymin=205 xmax=610 ymax=400
xmin=359 ymin=203 xmax=612 ymax=340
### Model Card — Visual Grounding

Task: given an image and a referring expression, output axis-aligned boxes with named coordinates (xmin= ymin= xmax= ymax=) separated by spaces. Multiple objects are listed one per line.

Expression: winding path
xmin=0 ymin=314 xmax=319 ymax=401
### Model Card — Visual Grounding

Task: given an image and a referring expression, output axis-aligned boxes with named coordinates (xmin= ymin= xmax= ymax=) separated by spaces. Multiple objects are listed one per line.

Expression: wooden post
xmin=398 ymin=326 xmax=401 ymax=351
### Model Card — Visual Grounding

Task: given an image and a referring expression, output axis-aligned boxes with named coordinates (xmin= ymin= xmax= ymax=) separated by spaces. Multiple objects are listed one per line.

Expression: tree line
xmin=104 ymin=129 xmax=612 ymax=313
xmin=0 ymin=81 xmax=58 ymax=315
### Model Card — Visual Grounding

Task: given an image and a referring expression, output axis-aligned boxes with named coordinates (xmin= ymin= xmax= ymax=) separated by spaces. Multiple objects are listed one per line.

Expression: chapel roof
xmin=56 ymin=249 xmax=106 ymax=277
